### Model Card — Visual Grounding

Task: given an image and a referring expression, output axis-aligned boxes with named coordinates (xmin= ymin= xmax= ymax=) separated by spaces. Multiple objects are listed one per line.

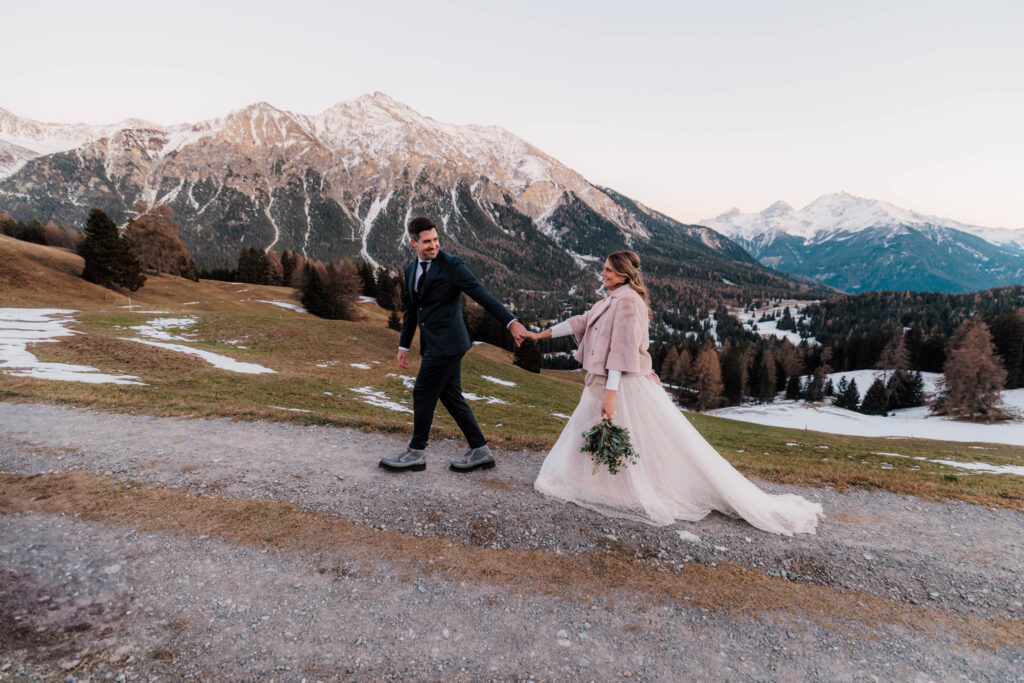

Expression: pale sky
xmin=3 ymin=0 xmax=1022 ymax=228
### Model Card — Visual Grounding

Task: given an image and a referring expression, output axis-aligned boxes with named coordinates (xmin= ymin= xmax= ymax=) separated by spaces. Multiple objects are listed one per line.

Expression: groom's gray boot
xmin=449 ymin=445 xmax=495 ymax=472
xmin=379 ymin=447 xmax=426 ymax=472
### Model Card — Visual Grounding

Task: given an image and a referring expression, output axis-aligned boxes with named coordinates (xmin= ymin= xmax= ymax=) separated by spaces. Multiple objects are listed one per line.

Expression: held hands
xmin=601 ymin=390 xmax=616 ymax=421
xmin=516 ymin=327 xmax=547 ymax=343
xmin=396 ymin=348 xmax=409 ymax=369
xmin=508 ymin=320 xmax=528 ymax=347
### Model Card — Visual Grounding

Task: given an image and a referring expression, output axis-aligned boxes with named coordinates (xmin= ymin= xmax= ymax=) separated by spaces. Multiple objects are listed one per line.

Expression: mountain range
xmin=0 ymin=94 xmax=816 ymax=307
xmin=702 ymin=193 xmax=1024 ymax=293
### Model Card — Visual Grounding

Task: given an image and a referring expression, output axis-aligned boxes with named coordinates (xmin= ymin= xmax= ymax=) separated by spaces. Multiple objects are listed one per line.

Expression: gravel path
xmin=1 ymin=401 xmax=1021 ymax=680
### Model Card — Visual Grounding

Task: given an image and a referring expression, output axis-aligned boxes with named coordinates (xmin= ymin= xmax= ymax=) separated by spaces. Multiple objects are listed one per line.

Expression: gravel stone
xmin=1 ymin=401 xmax=1021 ymax=680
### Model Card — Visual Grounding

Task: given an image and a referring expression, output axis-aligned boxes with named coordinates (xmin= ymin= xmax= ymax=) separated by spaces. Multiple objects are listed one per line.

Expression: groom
xmin=379 ymin=216 xmax=527 ymax=473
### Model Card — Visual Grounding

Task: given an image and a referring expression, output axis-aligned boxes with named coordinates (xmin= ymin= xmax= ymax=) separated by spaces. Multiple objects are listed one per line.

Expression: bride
xmin=526 ymin=251 xmax=823 ymax=536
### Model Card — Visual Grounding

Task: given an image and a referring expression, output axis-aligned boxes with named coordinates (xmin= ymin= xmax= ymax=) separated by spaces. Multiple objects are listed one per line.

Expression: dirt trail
xmin=1 ymin=401 xmax=1021 ymax=680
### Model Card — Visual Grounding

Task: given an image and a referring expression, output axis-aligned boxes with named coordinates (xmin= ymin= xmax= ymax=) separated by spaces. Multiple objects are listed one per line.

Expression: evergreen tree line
xmin=16 ymin=205 xmax=201 ymax=292
xmin=644 ymin=307 xmax=1017 ymax=421
xmin=1 ymin=212 xmax=80 ymax=250
xmin=221 ymin=246 xmax=405 ymax=323
xmin=801 ymin=287 xmax=1024 ymax=388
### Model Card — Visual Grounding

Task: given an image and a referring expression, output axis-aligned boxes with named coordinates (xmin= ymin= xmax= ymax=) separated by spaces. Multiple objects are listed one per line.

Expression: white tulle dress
xmin=534 ymin=371 xmax=824 ymax=536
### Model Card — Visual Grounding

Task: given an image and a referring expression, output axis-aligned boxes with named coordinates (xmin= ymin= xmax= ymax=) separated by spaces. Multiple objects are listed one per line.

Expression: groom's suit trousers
xmin=410 ymin=351 xmax=485 ymax=450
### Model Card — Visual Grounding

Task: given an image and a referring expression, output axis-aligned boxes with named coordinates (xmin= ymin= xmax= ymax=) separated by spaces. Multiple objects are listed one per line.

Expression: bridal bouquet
xmin=580 ymin=419 xmax=638 ymax=475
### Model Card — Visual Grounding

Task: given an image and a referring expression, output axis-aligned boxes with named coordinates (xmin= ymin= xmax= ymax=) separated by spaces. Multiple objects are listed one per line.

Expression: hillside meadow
xmin=1 ymin=234 xmax=1022 ymax=511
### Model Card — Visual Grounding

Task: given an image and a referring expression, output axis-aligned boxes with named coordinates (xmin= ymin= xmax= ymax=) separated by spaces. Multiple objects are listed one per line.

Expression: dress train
xmin=534 ymin=374 xmax=823 ymax=535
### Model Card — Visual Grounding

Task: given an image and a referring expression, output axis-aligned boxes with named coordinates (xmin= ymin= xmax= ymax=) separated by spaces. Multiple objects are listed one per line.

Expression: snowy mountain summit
xmin=702 ymin=193 xmax=1024 ymax=294
xmin=0 ymin=94 xmax=804 ymax=301
xmin=704 ymin=192 xmax=1011 ymax=243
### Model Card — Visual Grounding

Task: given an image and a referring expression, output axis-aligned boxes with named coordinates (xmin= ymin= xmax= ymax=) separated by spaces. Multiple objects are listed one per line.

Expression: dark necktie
xmin=415 ymin=261 xmax=429 ymax=293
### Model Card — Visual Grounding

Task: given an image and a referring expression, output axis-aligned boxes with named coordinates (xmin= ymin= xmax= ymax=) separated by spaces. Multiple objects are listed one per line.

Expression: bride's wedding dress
xmin=534 ymin=373 xmax=823 ymax=535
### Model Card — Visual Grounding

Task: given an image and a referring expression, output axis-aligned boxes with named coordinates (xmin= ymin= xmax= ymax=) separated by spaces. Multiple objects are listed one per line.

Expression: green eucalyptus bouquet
xmin=580 ymin=419 xmax=639 ymax=475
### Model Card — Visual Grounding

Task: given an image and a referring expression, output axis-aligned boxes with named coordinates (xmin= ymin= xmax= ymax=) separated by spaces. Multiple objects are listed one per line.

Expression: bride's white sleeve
xmin=605 ymin=370 xmax=621 ymax=391
xmin=548 ymin=320 xmax=574 ymax=338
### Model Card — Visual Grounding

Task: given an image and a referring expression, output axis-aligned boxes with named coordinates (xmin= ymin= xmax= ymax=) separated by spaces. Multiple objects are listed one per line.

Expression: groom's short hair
xmin=408 ymin=216 xmax=437 ymax=241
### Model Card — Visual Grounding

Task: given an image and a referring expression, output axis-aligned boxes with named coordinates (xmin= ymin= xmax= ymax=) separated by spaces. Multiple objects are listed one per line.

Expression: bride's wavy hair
xmin=607 ymin=250 xmax=653 ymax=318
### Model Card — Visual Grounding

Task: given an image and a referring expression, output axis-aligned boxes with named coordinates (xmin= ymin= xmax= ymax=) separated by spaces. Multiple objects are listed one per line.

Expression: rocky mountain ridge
xmin=0 ymin=94 xmax=816 ymax=305
xmin=702 ymin=193 xmax=1024 ymax=293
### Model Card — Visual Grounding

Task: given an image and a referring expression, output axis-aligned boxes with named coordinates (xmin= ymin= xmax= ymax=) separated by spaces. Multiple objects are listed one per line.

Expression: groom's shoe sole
xmin=449 ymin=460 xmax=496 ymax=473
xmin=378 ymin=460 xmax=426 ymax=472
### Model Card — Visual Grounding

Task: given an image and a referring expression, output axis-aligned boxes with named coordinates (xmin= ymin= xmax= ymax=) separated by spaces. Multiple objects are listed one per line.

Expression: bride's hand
xmin=601 ymin=391 xmax=615 ymax=421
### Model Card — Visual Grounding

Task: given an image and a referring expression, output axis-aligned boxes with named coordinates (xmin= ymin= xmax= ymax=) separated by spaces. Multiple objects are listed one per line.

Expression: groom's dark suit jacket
xmin=399 ymin=251 xmax=515 ymax=357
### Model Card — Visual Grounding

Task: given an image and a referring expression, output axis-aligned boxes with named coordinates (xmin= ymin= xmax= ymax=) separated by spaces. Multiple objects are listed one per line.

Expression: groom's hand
xmin=508 ymin=320 xmax=527 ymax=347
xmin=397 ymin=349 xmax=409 ymax=369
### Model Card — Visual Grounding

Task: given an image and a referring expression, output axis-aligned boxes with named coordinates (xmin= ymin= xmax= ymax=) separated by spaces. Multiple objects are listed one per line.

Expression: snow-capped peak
xmin=762 ymin=200 xmax=794 ymax=216
xmin=0 ymin=95 xmax=637 ymax=231
xmin=0 ymin=107 xmax=159 ymax=156
xmin=703 ymin=191 xmax=1012 ymax=243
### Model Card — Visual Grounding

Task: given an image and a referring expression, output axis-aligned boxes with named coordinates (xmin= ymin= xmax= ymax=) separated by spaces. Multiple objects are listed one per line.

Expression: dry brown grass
xmin=3 ymin=236 xmax=1024 ymax=509
xmin=1 ymin=471 xmax=1021 ymax=651
xmin=0 ymin=235 xmax=127 ymax=308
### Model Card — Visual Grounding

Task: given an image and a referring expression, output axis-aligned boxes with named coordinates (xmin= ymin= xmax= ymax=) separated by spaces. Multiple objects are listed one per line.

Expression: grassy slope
xmin=1 ymin=234 xmax=1022 ymax=510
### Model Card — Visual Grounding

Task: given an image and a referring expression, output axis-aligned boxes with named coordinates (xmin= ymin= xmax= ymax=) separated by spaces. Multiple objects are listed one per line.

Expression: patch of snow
xmin=463 ymin=392 xmax=509 ymax=404
xmin=128 ymin=316 xmax=198 ymax=342
xmin=386 ymin=373 xmax=416 ymax=389
xmin=827 ymin=370 xmax=942 ymax=402
xmin=350 ymin=386 xmax=412 ymax=413
xmin=255 ymin=300 xmax=308 ymax=313
xmin=481 ymin=375 xmax=516 ymax=387
xmin=876 ymin=452 xmax=1024 ymax=477
xmin=268 ymin=405 xmax=312 ymax=413
xmin=122 ymin=338 xmax=275 ymax=374
xmin=350 ymin=363 xmax=371 ymax=369
xmin=0 ymin=308 xmax=143 ymax=385
xmin=709 ymin=389 xmax=1024 ymax=447
xmin=551 ymin=412 xmax=572 ymax=419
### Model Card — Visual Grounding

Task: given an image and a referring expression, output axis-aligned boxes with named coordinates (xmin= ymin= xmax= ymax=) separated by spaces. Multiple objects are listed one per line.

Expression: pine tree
xmin=513 ymin=338 xmax=543 ymax=373
xmin=833 ymin=377 xmax=860 ymax=410
xmin=387 ymin=309 xmax=402 ymax=331
xmin=802 ymin=367 xmax=826 ymax=401
xmin=661 ymin=346 xmax=681 ymax=385
xmin=375 ymin=267 xmax=397 ymax=311
xmin=720 ymin=343 xmax=748 ymax=405
xmin=236 ymin=247 xmax=270 ymax=284
xmin=280 ymin=250 xmax=298 ymax=286
xmin=775 ymin=340 xmax=803 ymax=389
xmin=860 ymin=378 xmax=889 ymax=415
xmin=323 ymin=259 xmax=362 ymax=321
xmin=692 ymin=342 xmax=724 ymax=411
xmin=753 ymin=347 xmax=776 ymax=403
xmin=920 ymin=328 xmax=947 ymax=373
xmin=931 ymin=316 xmax=1010 ymax=421
xmin=990 ymin=309 xmax=1024 ymax=389
xmin=300 ymin=263 xmax=328 ymax=317
xmin=78 ymin=208 xmax=145 ymax=291
xmin=178 ymin=253 xmax=199 ymax=282
xmin=777 ymin=307 xmax=796 ymax=331
xmin=784 ymin=374 xmax=801 ymax=400
xmin=877 ymin=332 xmax=912 ymax=408
xmin=676 ymin=348 xmax=693 ymax=389
xmin=287 ymin=252 xmax=309 ymax=290
xmin=358 ymin=261 xmax=377 ymax=298
xmin=265 ymin=249 xmax=284 ymax=286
